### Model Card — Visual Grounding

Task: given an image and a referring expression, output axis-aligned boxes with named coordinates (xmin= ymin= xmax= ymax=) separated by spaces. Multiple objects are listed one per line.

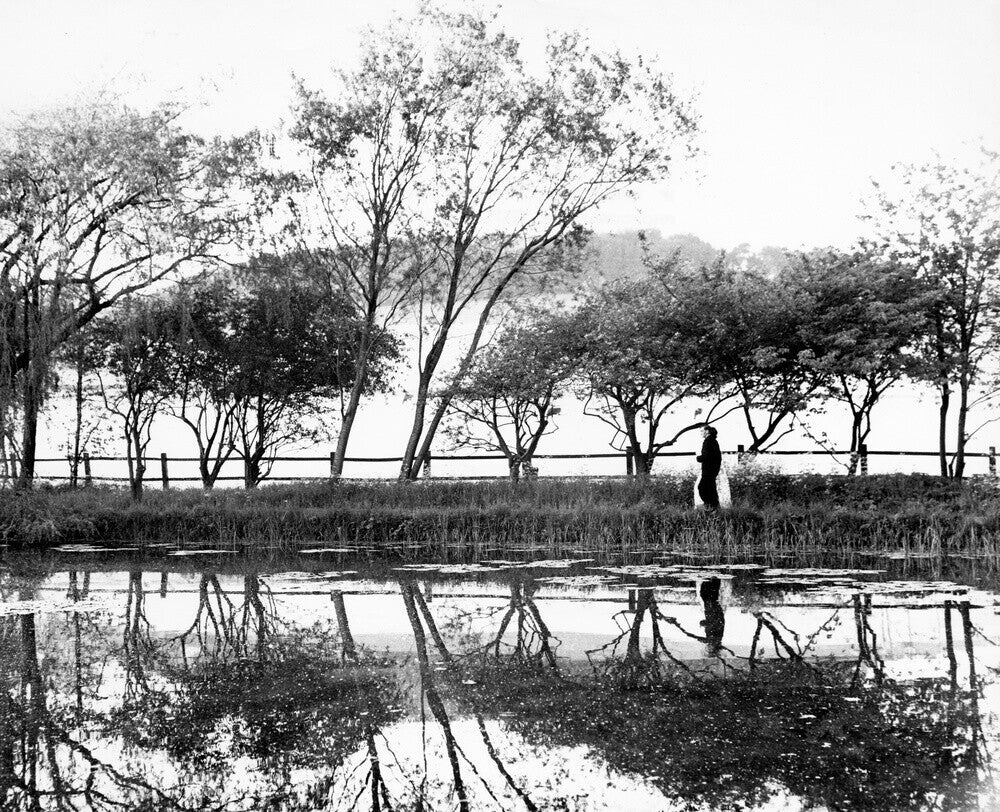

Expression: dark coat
xmin=697 ymin=436 xmax=722 ymax=479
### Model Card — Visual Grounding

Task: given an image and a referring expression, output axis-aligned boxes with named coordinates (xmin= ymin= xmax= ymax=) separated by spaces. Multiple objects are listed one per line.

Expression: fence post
xmin=625 ymin=449 xmax=634 ymax=478
xmin=859 ymin=443 xmax=868 ymax=476
xmin=82 ymin=453 xmax=92 ymax=487
xmin=159 ymin=572 xmax=168 ymax=598
xmin=422 ymin=453 xmax=432 ymax=479
xmin=990 ymin=446 xmax=997 ymax=478
xmin=737 ymin=444 xmax=745 ymax=464
xmin=329 ymin=451 xmax=336 ymax=479
xmin=160 ymin=453 xmax=170 ymax=490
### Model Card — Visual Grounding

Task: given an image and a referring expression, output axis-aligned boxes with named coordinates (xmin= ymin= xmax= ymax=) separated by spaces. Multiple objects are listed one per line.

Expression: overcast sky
xmin=4 ymin=0 xmax=998 ymax=250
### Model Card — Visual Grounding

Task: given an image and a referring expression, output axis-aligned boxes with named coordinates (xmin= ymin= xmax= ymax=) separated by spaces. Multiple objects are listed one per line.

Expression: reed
xmin=1 ymin=472 xmax=999 ymax=555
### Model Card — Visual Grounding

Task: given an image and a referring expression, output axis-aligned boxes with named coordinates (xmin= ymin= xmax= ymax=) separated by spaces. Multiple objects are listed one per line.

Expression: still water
xmin=0 ymin=547 xmax=998 ymax=811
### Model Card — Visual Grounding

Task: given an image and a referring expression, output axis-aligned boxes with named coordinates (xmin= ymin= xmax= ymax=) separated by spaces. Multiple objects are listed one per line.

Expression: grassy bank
xmin=2 ymin=472 xmax=1000 ymax=556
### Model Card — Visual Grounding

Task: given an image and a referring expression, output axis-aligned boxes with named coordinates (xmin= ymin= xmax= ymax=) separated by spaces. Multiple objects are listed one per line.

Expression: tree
xmin=445 ymin=309 xmax=582 ymax=480
xmin=864 ymin=151 xmax=1000 ymax=478
xmin=290 ymin=23 xmax=444 ymax=478
xmin=785 ymin=250 xmax=929 ymax=472
xmin=657 ymin=258 xmax=824 ymax=452
xmin=92 ymin=297 xmax=180 ymax=500
xmin=224 ymin=254 xmax=399 ymax=487
xmin=399 ymin=12 xmax=700 ymax=480
xmin=160 ymin=279 xmax=242 ymax=488
xmin=55 ymin=324 xmax=111 ymax=487
xmin=579 ymin=274 xmax=731 ymax=477
xmin=292 ymin=7 xmax=699 ymax=481
xmin=0 ymin=101 xmax=259 ymax=487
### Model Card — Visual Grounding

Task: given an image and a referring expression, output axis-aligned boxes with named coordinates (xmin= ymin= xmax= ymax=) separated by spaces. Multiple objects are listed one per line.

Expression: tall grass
xmin=2 ymin=472 xmax=999 ymax=555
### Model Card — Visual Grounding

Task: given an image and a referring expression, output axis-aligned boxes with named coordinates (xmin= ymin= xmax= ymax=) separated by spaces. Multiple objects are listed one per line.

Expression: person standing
xmin=696 ymin=424 xmax=722 ymax=510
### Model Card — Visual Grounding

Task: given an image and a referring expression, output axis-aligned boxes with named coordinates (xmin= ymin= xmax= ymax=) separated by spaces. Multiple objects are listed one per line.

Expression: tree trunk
xmin=955 ymin=373 xmax=970 ymax=480
xmin=332 ymin=590 xmax=357 ymax=661
xmin=244 ymin=456 xmax=261 ymax=489
xmin=508 ymin=458 xmax=521 ymax=482
xmin=621 ymin=409 xmax=650 ymax=480
xmin=401 ymin=582 xmax=469 ymax=811
xmin=399 ymin=369 xmax=435 ymax=480
xmin=15 ymin=286 xmax=39 ymax=490
xmin=199 ymin=459 xmax=214 ymax=489
xmin=70 ymin=348 xmax=85 ymax=488
xmin=409 ymin=276 xmax=518 ymax=478
xmin=128 ymin=427 xmax=145 ymax=502
xmin=847 ymin=410 xmax=864 ymax=476
xmin=938 ymin=382 xmax=951 ymax=478
xmin=331 ymin=328 xmax=375 ymax=478
xmin=243 ymin=396 xmax=267 ymax=488
xmin=16 ymin=370 xmax=40 ymax=489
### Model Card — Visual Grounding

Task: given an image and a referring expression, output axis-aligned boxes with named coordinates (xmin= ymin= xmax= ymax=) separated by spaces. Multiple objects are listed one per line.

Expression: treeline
xmin=1 ymin=8 xmax=997 ymax=496
xmin=455 ymin=168 xmax=1000 ymax=482
xmin=0 ymin=6 xmax=698 ymax=496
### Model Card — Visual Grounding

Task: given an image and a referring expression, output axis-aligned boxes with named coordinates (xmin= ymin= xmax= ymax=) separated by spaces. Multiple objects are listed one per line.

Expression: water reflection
xmin=0 ymin=558 xmax=995 ymax=810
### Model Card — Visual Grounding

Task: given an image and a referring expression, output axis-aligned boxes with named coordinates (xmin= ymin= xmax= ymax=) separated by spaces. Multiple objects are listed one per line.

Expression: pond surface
xmin=0 ymin=548 xmax=998 ymax=811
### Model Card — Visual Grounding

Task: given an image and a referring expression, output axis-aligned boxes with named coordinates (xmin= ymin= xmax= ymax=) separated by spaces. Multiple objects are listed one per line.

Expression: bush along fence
xmin=2 ymin=443 xmax=999 ymax=489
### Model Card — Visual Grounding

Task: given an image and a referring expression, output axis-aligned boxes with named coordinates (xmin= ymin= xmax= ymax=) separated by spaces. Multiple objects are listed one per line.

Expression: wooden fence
xmin=4 ymin=442 xmax=999 ymax=487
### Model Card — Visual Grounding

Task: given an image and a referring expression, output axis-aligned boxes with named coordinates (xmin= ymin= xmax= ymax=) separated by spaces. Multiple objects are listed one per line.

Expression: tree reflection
xmin=169 ymin=572 xmax=278 ymax=666
xmin=588 ymin=584 xmax=742 ymax=686
xmin=0 ymin=566 xmax=993 ymax=811
xmin=445 ymin=578 xmax=559 ymax=672
xmin=480 ymin=592 xmax=994 ymax=811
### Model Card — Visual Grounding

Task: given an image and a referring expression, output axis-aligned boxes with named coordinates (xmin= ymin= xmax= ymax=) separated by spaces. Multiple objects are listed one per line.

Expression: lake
xmin=0 ymin=546 xmax=997 ymax=810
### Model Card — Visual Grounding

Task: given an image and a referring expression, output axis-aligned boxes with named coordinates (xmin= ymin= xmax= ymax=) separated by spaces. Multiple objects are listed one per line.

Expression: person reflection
xmin=699 ymin=577 xmax=726 ymax=656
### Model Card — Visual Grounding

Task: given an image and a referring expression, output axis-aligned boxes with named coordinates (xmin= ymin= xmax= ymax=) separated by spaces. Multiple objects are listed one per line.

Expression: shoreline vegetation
xmin=2 ymin=472 xmax=1000 ymax=556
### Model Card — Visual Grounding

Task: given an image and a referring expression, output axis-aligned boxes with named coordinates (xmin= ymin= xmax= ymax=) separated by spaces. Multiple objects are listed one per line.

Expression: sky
xmin=5 ymin=0 xmax=1000 ymax=471
xmin=3 ymin=0 xmax=998 ymax=252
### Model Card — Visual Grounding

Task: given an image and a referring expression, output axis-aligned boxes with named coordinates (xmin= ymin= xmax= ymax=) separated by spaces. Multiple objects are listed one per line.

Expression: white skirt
xmin=694 ymin=463 xmax=732 ymax=509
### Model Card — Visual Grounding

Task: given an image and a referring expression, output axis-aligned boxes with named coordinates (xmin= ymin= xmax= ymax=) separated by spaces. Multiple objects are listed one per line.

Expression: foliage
xmin=91 ymin=296 xmax=184 ymax=499
xmin=446 ymin=308 xmax=583 ymax=478
xmin=578 ymin=272 xmax=727 ymax=475
xmin=654 ymin=256 xmax=825 ymax=451
xmin=290 ymin=6 xmax=700 ymax=479
xmin=864 ymin=149 xmax=1000 ymax=477
xmin=141 ymin=253 xmax=401 ymax=489
xmin=783 ymin=249 xmax=930 ymax=464
xmin=223 ymin=253 xmax=400 ymax=486
xmin=0 ymin=100 xmax=259 ymax=485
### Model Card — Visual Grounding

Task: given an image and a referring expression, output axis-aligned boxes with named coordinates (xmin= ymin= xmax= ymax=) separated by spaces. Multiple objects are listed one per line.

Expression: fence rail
xmin=3 ymin=442 xmax=998 ymax=487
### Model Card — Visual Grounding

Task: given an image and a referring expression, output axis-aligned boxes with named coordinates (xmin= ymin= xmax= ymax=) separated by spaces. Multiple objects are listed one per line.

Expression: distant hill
xmin=581 ymin=230 xmax=722 ymax=282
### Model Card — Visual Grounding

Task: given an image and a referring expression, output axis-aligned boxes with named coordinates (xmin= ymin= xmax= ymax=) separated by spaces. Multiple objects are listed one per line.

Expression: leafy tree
xmin=92 ymin=297 xmax=181 ymax=500
xmin=55 ymin=324 xmax=111 ymax=487
xmin=445 ymin=309 xmax=582 ymax=480
xmin=289 ymin=20 xmax=446 ymax=478
xmin=293 ymin=7 xmax=699 ymax=480
xmin=785 ymin=250 xmax=929 ymax=471
xmin=864 ymin=151 xmax=1000 ymax=478
xmin=161 ymin=279 xmax=242 ymax=488
xmin=224 ymin=254 xmax=399 ymax=487
xmin=655 ymin=259 xmax=825 ymax=453
xmin=579 ymin=275 xmax=729 ymax=477
xmin=0 ymin=101 xmax=259 ymax=487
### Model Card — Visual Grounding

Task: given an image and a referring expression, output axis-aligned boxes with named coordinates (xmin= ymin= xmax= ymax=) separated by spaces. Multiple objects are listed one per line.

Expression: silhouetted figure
xmin=699 ymin=577 xmax=725 ymax=656
xmin=696 ymin=425 xmax=722 ymax=509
